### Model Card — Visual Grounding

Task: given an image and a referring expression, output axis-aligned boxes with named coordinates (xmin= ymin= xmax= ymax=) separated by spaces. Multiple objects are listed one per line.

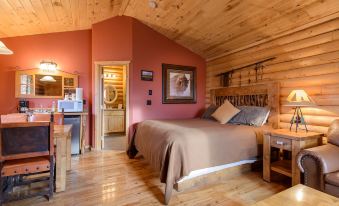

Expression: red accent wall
xmin=131 ymin=20 xmax=206 ymax=122
xmin=0 ymin=30 xmax=92 ymax=145
xmin=0 ymin=16 xmax=206 ymax=147
xmin=92 ymin=16 xmax=206 ymax=145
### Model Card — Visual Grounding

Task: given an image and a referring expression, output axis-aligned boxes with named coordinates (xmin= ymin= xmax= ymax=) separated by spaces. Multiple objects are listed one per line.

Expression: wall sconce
xmin=39 ymin=60 xmax=57 ymax=73
xmin=104 ymin=73 xmax=117 ymax=79
xmin=0 ymin=41 xmax=13 ymax=55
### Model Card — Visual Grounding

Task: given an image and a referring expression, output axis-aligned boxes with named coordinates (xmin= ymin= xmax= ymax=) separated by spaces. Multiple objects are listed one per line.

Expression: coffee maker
xmin=18 ymin=99 xmax=29 ymax=113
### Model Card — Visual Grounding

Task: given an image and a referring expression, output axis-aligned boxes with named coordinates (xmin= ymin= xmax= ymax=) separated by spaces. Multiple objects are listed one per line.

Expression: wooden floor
xmin=104 ymin=134 xmax=127 ymax=151
xmin=7 ymin=151 xmax=286 ymax=206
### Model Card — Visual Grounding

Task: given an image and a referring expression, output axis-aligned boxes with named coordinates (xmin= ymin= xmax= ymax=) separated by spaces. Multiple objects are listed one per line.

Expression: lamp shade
xmin=0 ymin=41 xmax=13 ymax=55
xmin=286 ymin=89 xmax=315 ymax=107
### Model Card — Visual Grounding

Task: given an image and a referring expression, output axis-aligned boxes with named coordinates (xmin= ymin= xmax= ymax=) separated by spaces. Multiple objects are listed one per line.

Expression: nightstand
xmin=263 ymin=129 xmax=324 ymax=185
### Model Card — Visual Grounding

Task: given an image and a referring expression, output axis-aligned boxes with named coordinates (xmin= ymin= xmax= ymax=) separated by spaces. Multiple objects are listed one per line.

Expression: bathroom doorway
xmin=94 ymin=61 xmax=130 ymax=151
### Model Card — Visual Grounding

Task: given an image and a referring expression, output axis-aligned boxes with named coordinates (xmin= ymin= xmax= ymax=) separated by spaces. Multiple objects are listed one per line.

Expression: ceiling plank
xmin=0 ymin=0 xmax=338 ymax=60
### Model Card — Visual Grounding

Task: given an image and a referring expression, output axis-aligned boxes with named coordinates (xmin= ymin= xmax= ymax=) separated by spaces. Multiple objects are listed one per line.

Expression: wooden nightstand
xmin=263 ymin=129 xmax=324 ymax=185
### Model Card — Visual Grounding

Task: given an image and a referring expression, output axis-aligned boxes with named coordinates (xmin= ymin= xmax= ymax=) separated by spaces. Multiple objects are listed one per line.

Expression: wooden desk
xmin=253 ymin=184 xmax=339 ymax=206
xmin=54 ymin=124 xmax=72 ymax=192
xmin=263 ymin=129 xmax=323 ymax=185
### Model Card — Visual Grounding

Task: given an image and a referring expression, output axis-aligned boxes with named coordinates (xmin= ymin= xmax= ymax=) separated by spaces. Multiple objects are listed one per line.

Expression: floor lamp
xmin=286 ymin=90 xmax=315 ymax=132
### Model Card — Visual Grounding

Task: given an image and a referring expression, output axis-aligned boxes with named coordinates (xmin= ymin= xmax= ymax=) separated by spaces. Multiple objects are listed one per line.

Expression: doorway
xmin=94 ymin=61 xmax=130 ymax=151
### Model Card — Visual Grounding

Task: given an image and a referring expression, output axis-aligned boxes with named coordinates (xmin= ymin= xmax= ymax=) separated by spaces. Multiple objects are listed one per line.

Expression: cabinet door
xmin=103 ymin=115 xmax=110 ymax=133
xmin=16 ymin=74 xmax=34 ymax=97
xmin=109 ymin=115 xmax=125 ymax=132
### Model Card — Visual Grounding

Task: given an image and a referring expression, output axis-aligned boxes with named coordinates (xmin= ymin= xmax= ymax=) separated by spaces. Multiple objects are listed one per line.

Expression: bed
xmin=127 ymin=83 xmax=280 ymax=204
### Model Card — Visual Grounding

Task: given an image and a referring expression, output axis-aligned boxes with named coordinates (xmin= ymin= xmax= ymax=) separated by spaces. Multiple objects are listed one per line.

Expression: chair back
xmin=29 ymin=113 xmax=64 ymax=125
xmin=0 ymin=113 xmax=28 ymax=123
xmin=328 ymin=119 xmax=339 ymax=146
xmin=0 ymin=122 xmax=54 ymax=161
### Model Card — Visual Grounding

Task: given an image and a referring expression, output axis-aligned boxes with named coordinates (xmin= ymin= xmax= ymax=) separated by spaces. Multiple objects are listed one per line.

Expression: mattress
xmin=177 ymin=158 xmax=257 ymax=183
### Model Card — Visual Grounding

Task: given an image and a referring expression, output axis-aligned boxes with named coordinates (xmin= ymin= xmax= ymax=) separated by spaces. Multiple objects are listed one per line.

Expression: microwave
xmin=58 ymin=100 xmax=83 ymax=112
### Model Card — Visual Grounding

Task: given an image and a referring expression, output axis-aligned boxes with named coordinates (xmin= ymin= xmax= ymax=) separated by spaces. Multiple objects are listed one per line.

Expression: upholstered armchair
xmin=297 ymin=120 xmax=339 ymax=197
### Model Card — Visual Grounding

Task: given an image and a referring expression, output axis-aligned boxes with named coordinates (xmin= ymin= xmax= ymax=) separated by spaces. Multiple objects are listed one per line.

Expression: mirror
xmin=35 ymin=75 xmax=62 ymax=97
xmin=104 ymin=85 xmax=118 ymax=104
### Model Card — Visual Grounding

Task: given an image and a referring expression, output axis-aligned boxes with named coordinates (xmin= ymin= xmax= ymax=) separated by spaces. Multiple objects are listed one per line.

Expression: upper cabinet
xmin=15 ymin=69 xmax=78 ymax=99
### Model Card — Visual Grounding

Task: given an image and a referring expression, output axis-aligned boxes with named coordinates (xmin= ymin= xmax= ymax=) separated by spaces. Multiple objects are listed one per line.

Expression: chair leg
xmin=54 ymin=157 xmax=56 ymax=192
xmin=48 ymin=156 xmax=54 ymax=200
xmin=0 ymin=162 xmax=3 ymax=206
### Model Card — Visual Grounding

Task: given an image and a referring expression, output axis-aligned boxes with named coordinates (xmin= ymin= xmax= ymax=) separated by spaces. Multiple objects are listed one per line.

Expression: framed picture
xmin=162 ymin=63 xmax=196 ymax=104
xmin=141 ymin=70 xmax=153 ymax=81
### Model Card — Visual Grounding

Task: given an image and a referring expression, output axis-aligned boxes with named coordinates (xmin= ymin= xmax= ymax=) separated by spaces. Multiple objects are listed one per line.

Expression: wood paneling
xmin=123 ymin=0 xmax=339 ymax=59
xmin=206 ymin=17 xmax=339 ymax=134
xmin=6 ymin=151 xmax=286 ymax=206
xmin=1 ymin=0 xmax=338 ymax=60
xmin=103 ymin=66 xmax=125 ymax=109
xmin=0 ymin=0 xmax=123 ymax=38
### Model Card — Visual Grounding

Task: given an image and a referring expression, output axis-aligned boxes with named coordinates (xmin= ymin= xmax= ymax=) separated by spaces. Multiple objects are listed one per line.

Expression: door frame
xmin=94 ymin=61 xmax=130 ymax=150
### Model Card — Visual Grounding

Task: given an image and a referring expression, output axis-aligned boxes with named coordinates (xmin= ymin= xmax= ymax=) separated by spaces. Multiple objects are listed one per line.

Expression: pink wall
xmin=131 ymin=20 xmax=206 ymax=123
xmin=0 ymin=16 xmax=206 ymax=147
xmin=0 ymin=30 xmax=92 ymax=145
xmin=92 ymin=16 xmax=206 ymax=145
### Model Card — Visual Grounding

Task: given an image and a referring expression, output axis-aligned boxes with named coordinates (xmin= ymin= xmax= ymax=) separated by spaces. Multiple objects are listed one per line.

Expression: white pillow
xmin=212 ymin=100 xmax=240 ymax=124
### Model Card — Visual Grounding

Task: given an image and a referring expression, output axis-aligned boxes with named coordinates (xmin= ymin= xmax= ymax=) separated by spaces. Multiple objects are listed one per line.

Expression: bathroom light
xmin=40 ymin=75 xmax=56 ymax=82
xmin=40 ymin=60 xmax=57 ymax=73
xmin=0 ymin=41 xmax=13 ymax=55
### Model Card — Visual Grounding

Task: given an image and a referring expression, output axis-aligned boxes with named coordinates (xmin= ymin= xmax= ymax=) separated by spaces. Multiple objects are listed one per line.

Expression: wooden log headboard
xmin=210 ymin=83 xmax=280 ymax=129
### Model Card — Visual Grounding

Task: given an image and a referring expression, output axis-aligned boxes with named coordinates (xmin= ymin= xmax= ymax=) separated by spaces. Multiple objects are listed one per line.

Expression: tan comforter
xmin=128 ymin=119 xmax=262 ymax=188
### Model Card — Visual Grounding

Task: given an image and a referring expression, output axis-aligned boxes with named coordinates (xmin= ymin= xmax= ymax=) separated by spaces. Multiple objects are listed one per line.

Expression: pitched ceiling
xmin=0 ymin=0 xmax=338 ymax=59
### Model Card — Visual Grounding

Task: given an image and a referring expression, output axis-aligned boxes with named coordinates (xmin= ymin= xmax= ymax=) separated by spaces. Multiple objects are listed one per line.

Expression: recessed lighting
xmin=149 ymin=0 xmax=157 ymax=9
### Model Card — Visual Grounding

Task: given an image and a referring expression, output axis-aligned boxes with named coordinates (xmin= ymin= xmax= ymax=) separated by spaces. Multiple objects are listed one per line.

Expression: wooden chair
xmin=0 ymin=121 xmax=54 ymax=205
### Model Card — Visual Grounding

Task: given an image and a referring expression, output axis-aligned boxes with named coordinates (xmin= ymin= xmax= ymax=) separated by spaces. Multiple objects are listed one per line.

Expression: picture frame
xmin=141 ymin=70 xmax=153 ymax=81
xmin=162 ymin=63 xmax=197 ymax=104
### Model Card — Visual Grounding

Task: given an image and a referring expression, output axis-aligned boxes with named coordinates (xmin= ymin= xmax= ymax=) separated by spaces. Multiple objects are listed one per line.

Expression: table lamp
xmin=286 ymin=90 xmax=315 ymax=132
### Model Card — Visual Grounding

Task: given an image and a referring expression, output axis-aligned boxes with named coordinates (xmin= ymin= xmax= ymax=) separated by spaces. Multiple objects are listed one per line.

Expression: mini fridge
xmin=64 ymin=115 xmax=81 ymax=155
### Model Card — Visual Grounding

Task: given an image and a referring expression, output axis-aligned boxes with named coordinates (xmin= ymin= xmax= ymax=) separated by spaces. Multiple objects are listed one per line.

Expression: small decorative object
xmin=118 ymin=104 xmax=123 ymax=109
xmin=141 ymin=70 xmax=153 ymax=81
xmin=162 ymin=64 xmax=196 ymax=104
xmin=0 ymin=40 xmax=13 ymax=55
xmin=286 ymin=90 xmax=315 ymax=132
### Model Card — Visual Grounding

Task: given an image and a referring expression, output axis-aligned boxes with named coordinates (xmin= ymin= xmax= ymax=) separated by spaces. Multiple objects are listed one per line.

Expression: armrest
xmin=297 ymin=144 xmax=339 ymax=191
xmin=297 ymin=144 xmax=339 ymax=174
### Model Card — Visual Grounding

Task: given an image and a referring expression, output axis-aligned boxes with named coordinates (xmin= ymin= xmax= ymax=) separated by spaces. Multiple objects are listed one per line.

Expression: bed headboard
xmin=210 ymin=83 xmax=280 ymax=129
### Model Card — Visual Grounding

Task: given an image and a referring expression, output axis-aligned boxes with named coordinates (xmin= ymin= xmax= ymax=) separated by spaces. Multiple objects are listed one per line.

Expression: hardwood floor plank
xmin=6 ymin=151 xmax=286 ymax=206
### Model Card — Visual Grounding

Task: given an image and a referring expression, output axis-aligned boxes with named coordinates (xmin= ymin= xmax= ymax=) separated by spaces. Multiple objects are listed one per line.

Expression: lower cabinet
xmin=104 ymin=110 xmax=125 ymax=133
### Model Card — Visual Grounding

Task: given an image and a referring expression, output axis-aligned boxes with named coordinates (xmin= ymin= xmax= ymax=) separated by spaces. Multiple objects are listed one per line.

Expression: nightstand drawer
xmin=271 ymin=136 xmax=292 ymax=151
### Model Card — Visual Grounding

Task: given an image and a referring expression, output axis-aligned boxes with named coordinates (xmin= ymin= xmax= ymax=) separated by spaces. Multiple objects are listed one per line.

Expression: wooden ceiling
xmin=0 ymin=0 xmax=338 ymax=59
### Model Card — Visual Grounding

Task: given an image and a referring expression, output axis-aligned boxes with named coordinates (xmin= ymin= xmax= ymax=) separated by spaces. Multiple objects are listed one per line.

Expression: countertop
xmin=104 ymin=108 xmax=125 ymax=111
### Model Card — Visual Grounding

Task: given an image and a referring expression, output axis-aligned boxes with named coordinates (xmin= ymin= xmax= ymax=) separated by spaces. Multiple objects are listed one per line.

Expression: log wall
xmin=206 ymin=17 xmax=339 ymax=134
xmin=103 ymin=66 xmax=125 ymax=108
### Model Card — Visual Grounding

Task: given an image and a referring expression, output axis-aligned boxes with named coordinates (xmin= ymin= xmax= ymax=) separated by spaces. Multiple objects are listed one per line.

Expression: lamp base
xmin=289 ymin=106 xmax=308 ymax=133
